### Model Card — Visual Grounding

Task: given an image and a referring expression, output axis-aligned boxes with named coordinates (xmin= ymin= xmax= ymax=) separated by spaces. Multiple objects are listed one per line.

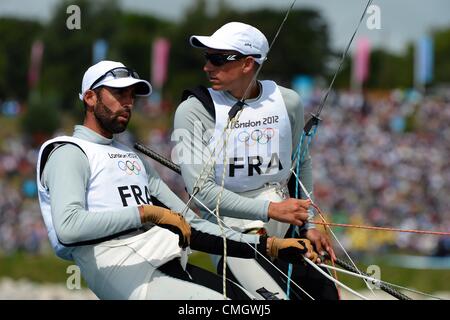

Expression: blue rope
xmin=285 ymin=124 xmax=318 ymax=299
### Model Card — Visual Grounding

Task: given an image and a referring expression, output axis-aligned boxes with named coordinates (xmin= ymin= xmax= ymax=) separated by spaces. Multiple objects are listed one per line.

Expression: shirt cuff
xmin=299 ymin=207 xmax=316 ymax=231
xmin=260 ymin=200 xmax=271 ymax=222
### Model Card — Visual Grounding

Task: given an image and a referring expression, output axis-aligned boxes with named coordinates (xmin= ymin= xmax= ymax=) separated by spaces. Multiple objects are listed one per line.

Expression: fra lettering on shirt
xmin=118 ymin=185 xmax=151 ymax=206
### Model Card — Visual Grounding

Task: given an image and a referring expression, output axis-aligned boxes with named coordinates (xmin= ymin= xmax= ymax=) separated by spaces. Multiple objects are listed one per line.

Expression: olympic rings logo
xmin=237 ymin=128 xmax=275 ymax=146
xmin=117 ymin=160 xmax=141 ymax=175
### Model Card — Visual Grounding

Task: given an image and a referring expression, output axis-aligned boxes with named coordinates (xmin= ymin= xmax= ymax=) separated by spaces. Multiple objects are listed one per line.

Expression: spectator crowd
xmin=309 ymin=89 xmax=450 ymax=255
xmin=0 ymin=90 xmax=449 ymax=256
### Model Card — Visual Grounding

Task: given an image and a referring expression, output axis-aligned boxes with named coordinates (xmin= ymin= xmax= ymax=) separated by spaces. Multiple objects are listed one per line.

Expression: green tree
xmin=0 ymin=18 xmax=43 ymax=100
xmin=433 ymin=28 xmax=450 ymax=84
xmin=334 ymin=46 xmax=415 ymax=90
xmin=332 ymin=54 xmax=352 ymax=89
xmin=113 ymin=13 xmax=172 ymax=84
xmin=164 ymin=0 xmax=212 ymax=105
xmin=244 ymin=9 xmax=331 ymax=85
xmin=165 ymin=0 xmax=332 ymax=105
xmin=21 ymin=100 xmax=61 ymax=145
xmin=40 ymin=0 xmax=122 ymax=112
xmin=367 ymin=49 xmax=413 ymax=89
xmin=0 ymin=0 xmax=333 ymax=117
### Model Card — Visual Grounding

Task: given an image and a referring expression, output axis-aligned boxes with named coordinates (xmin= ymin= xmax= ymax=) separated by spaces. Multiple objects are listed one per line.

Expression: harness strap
xmin=181 ymin=85 xmax=215 ymax=120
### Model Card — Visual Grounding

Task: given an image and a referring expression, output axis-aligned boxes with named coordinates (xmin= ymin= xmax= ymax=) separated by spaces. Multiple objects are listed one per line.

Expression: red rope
xmin=309 ymin=203 xmax=449 ymax=236
xmin=311 ymin=220 xmax=450 ymax=236
xmin=312 ymin=205 xmax=342 ymax=299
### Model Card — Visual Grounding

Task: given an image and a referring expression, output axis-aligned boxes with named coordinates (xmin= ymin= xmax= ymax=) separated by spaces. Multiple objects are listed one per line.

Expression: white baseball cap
xmin=190 ymin=22 xmax=269 ymax=64
xmin=79 ymin=60 xmax=152 ymax=101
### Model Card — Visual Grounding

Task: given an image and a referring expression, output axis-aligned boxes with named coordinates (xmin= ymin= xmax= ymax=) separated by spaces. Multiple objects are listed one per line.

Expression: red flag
xmin=151 ymin=38 xmax=171 ymax=89
xmin=28 ymin=40 xmax=44 ymax=89
xmin=353 ymin=37 xmax=370 ymax=85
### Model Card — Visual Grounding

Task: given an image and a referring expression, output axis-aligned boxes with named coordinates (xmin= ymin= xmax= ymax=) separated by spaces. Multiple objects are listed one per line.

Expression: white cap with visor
xmin=190 ymin=22 xmax=269 ymax=64
xmin=79 ymin=60 xmax=152 ymax=101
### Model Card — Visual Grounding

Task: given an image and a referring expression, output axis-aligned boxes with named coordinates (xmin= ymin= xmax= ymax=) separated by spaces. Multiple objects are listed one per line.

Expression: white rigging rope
xmin=320 ymin=264 xmax=446 ymax=300
xmin=192 ymin=192 xmax=315 ymax=300
xmin=178 ymin=1 xmax=298 ymax=298
xmin=291 ymin=170 xmax=378 ymax=297
xmin=303 ymin=258 xmax=369 ymax=300
xmin=175 ymin=0 xmax=385 ymax=300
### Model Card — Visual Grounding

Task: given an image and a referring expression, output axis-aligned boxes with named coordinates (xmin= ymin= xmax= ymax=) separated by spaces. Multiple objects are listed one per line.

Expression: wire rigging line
xmin=289 ymin=0 xmax=376 ymax=296
xmin=313 ymin=0 xmax=374 ymax=119
xmin=320 ymin=264 xmax=446 ymax=300
xmin=324 ymin=254 xmax=413 ymax=300
xmin=134 ymin=143 xmax=449 ymax=237
xmin=191 ymin=191 xmax=316 ymax=300
xmin=134 ymin=142 xmax=445 ymax=301
xmin=132 ymin=0 xmax=428 ymax=300
xmin=192 ymin=0 xmax=300 ymax=298
xmin=303 ymin=258 xmax=369 ymax=300
xmin=291 ymin=169 xmax=378 ymax=297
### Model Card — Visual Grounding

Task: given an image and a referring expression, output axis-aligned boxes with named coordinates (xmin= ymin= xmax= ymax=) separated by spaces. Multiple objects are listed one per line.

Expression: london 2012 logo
xmin=117 ymin=160 xmax=141 ymax=175
xmin=237 ymin=128 xmax=275 ymax=146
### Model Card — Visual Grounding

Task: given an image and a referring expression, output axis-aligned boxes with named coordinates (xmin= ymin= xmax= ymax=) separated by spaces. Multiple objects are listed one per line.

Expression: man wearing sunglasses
xmin=174 ymin=22 xmax=338 ymax=300
xmin=36 ymin=60 xmax=320 ymax=299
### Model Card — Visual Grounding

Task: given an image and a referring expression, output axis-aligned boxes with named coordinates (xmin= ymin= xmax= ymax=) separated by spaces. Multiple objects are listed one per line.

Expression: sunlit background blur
xmin=0 ymin=0 xmax=448 ymax=299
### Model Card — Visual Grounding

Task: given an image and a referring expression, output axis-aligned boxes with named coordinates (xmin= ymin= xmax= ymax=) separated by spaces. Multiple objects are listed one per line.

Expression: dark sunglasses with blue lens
xmin=90 ymin=67 xmax=140 ymax=90
xmin=204 ymin=52 xmax=261 ymax=67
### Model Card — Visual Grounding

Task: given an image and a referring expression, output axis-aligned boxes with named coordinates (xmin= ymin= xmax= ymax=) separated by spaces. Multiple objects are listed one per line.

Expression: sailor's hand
xmin=139 ymin=205 xmax=191 ymax=248
xmin=305 ymin=228 xmax=336 ymax=262
xmin=266 ymin=236 xmax=319 ymax=264
xmin=268 ymin=198 xmax=311 ymax=226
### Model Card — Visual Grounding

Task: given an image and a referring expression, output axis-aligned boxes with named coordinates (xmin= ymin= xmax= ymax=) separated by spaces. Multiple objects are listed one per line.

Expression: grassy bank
xmin=1 ymin=251 xmax=448 ymax=295
xmin=0 ymin=252 xmax=74 ymax=284
xmin=188 ymin=251 xmax=449 ymax=294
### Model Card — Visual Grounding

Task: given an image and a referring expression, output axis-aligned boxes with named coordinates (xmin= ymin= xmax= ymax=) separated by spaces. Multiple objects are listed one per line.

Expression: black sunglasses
xmin=90 ymin=67 xmax=140 ymax=90
xmin=204 ymin=52 xmax=261 ymax=67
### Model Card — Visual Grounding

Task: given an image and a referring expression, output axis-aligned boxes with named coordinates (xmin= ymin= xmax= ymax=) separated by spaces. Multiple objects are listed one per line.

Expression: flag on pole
xmin=353 ymin=37 xmax=371 ymax=86
xmin=92 ymin=39 xmax=109 ymax=64
xmin=28 ymin=40 xmax=44 ymax=89
xmin=292 ymin=75 xmax=314 ymax=107
xmin=414 ymin=36 xmax=434 ymax=87
xmin=151 ymin=38 xmax=171 ymax=89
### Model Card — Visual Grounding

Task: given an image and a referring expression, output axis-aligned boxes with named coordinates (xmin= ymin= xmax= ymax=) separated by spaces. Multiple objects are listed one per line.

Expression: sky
xmin=1 ymin=0 xmax=449 ymax=53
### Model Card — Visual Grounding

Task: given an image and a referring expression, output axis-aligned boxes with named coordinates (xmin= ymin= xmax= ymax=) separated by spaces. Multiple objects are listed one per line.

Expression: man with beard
xmin=36 ymin=60 xmax=320 ymax=300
